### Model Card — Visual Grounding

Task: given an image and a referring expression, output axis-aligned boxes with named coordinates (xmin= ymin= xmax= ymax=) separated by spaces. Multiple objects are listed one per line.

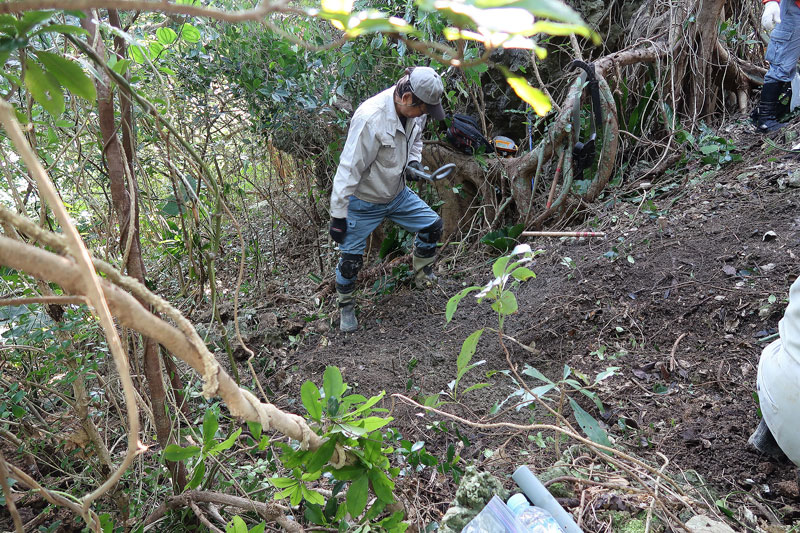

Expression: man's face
xmin=398 ymin=91 xmax=428 ymax=118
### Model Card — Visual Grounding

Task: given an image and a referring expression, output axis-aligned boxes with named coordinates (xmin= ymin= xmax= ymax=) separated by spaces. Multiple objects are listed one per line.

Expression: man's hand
xmin=330 ymin=217 xmax=347 ymax=243
xmin=763 ymin=1 xmax=781 ymax=34
xmin=404 ymin=161 xmax=424 ymax=182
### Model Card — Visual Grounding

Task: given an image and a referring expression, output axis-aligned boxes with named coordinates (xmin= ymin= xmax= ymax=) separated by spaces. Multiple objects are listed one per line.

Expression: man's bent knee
xmin=337 ymin=253 xmax=363 ymax=282
xmin=417 ymin=217 xmax=443 ymax=247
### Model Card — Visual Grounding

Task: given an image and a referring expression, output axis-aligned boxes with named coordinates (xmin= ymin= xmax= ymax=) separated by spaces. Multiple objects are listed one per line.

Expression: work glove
xmin=762 ymin=1 xmax=781 ymax=34
xmin=404 ymin=161 xmax=424 ymax=182
xmin=329 ymin=217 xmax=347 ymax=244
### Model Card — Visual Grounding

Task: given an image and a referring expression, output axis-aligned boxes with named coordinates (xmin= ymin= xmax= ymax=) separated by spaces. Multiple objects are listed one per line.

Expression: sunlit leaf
xmin=156 ymin=27 xmax=178 ymax=44
xmin=499 ymin=66 xmax=551 ymax=115
xmin=321 ymin=0 xmax=353 ymax=14
xmin=473 ymin=0 xmax=583 ymax=26
xmin=180 ymin=23 xmax=201 ymax=43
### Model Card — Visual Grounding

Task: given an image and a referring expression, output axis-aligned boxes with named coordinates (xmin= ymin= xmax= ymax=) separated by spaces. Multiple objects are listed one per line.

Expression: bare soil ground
xmin=255 ymin=119 xmax=800 ymax=531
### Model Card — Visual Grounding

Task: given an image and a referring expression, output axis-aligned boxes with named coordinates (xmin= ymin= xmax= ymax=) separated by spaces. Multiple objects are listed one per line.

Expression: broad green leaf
xmin=0 ymin=37 xmax=29 ymax=52
xmin=368 ymin=469 xmax=395 ymax=503
xmin=186 ymin=460 xmax=205 ymax=490
xmin=290 ymin=485 xmax=303 ymax=507
xmin=305 ymin=503 xmax=327 ymax=525
xmin=110 ymin=58 xmax=131 ymax=74
xmin=346 ymin=474 xmax=369 ymax=517
xmin=491 ymin=290 xmax=518 ymax=315
xmin=323 ymin=366 xmax=345 ymax=399
xmin=24 ymin=60 xmax=64 ymax=116
xmin=306 ymin=438 xmax=337 ymax=473
xmin=17 ymin=11 xmax=54 ymax=34
xmin=510 ymin=266 xmax=536 ymax=281
xmin=457 ymin=329 xmax=483 ymax=376
xmin=301 ymin=381 xmax=322 ymax=420
xmin=30 ymin=24 xmax=88 ymax=37
xmin=208 ymin=428 xmax=242 ymax=455
xmin=248 ymin=522 xmax=266 ymax=533
xmin=569 ymin=397 xmax=612 ymax=449
xmin=247 ymin=421 xmax=262 ymax=440
xmin=269 ymin=477 xmax=298 ymax=489
xmin=156 ymin=27 xmax=178 ymax=44
xmin=563 ymin=364 xmax=571 ymax=380
xmin=202 ymin=408 xmax=219 ymax=447
xmin=180 ymin=23 xmax=201 ymax=43
xmin=301 ymin=485 xmax=326 ymax=506
xmin=128 ymin=44 xmax=151 ymax=64
xmin=149 ymin=41 xmax=164 ymax=57
xmin=445 ymin=286 xmax=480 ymax=323
xmin=228 ymin=515 xmax=248 ymax=533
xmin=357 ymin=416 xmax=393 ymax=432
xmin=34 ymin=51 xmax=96 ymax=101
xmin=500 ymin=66 xmax=551 ymax=115
xmin=163 ymin=444 xmax=201 ymax=461
xmin=492 ymin=255 xmax=510 ymax=279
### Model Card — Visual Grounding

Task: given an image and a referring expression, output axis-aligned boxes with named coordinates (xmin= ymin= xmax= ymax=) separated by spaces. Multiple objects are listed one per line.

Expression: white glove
xmin=763 ymin=1 xmax=781 ymax=34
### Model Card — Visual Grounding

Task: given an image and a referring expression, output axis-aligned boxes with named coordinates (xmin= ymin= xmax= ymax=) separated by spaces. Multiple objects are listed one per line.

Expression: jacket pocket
xmin=375 ymin=133 xmax=398 ymax=168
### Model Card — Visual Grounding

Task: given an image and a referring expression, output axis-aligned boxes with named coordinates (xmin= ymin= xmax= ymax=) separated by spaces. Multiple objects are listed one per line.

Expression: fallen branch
xmin=0 ymin=233 xmax=344 ymax=465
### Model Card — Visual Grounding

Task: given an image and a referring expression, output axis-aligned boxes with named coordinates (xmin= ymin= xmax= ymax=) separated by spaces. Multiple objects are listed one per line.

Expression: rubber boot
xmin=748 ymin=418 xmax=788 ymax=460
xmin=337 ymin=290 xmax=358 ymax=333
xmin=412 ymin=254 xmax=437 ymax=289
xmin=754 ymin=82 xmax=788 ymax=133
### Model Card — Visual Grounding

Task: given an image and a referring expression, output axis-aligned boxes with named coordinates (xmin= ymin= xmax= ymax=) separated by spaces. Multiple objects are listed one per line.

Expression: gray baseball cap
xmin=409 ymin=67 xmax=445 ymax=120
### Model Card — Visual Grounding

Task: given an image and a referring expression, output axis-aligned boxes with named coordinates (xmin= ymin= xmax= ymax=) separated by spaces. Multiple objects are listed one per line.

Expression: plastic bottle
xmin=512 ymin=466 xmax=583 ymax=533
xmin=507 ymin=493 xmax=563 ymax=533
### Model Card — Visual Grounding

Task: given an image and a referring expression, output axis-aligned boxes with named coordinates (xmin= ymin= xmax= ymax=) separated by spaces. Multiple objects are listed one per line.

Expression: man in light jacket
xmin=749 ymin=275 xmax=800 ymax=466
xmin=328 ymin=67 xmax=446 ymax=332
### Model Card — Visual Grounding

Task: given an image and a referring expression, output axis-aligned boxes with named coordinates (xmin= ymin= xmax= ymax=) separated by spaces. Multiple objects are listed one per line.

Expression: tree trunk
xmin=81 ymin=11 xmax=187 ymax=491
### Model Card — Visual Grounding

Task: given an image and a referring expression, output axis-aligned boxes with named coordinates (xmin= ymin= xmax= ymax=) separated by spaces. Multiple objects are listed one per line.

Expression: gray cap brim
xmin=427 ymin=102 xmax=445 ymax=120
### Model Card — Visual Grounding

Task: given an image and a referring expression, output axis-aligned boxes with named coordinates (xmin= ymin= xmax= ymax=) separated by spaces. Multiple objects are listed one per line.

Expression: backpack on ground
xmin=446 ymin=114 xmax=493 ymax=155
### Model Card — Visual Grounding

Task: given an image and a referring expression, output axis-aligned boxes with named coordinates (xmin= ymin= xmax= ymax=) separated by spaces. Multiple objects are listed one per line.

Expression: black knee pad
xmin=338 ymin=253 xmax=363 ymax=280
xmin=418 ymin=217 xmax=443 ymax=245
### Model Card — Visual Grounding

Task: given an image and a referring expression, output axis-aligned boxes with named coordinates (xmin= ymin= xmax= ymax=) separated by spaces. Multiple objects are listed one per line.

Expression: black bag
xmin=446 ymin=114 xmax=493 ymax=155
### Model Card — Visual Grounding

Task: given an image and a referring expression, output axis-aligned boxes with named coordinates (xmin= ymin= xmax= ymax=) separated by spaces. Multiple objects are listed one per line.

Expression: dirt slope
xmin=252 ymin=121 xmax=800 ymax=531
